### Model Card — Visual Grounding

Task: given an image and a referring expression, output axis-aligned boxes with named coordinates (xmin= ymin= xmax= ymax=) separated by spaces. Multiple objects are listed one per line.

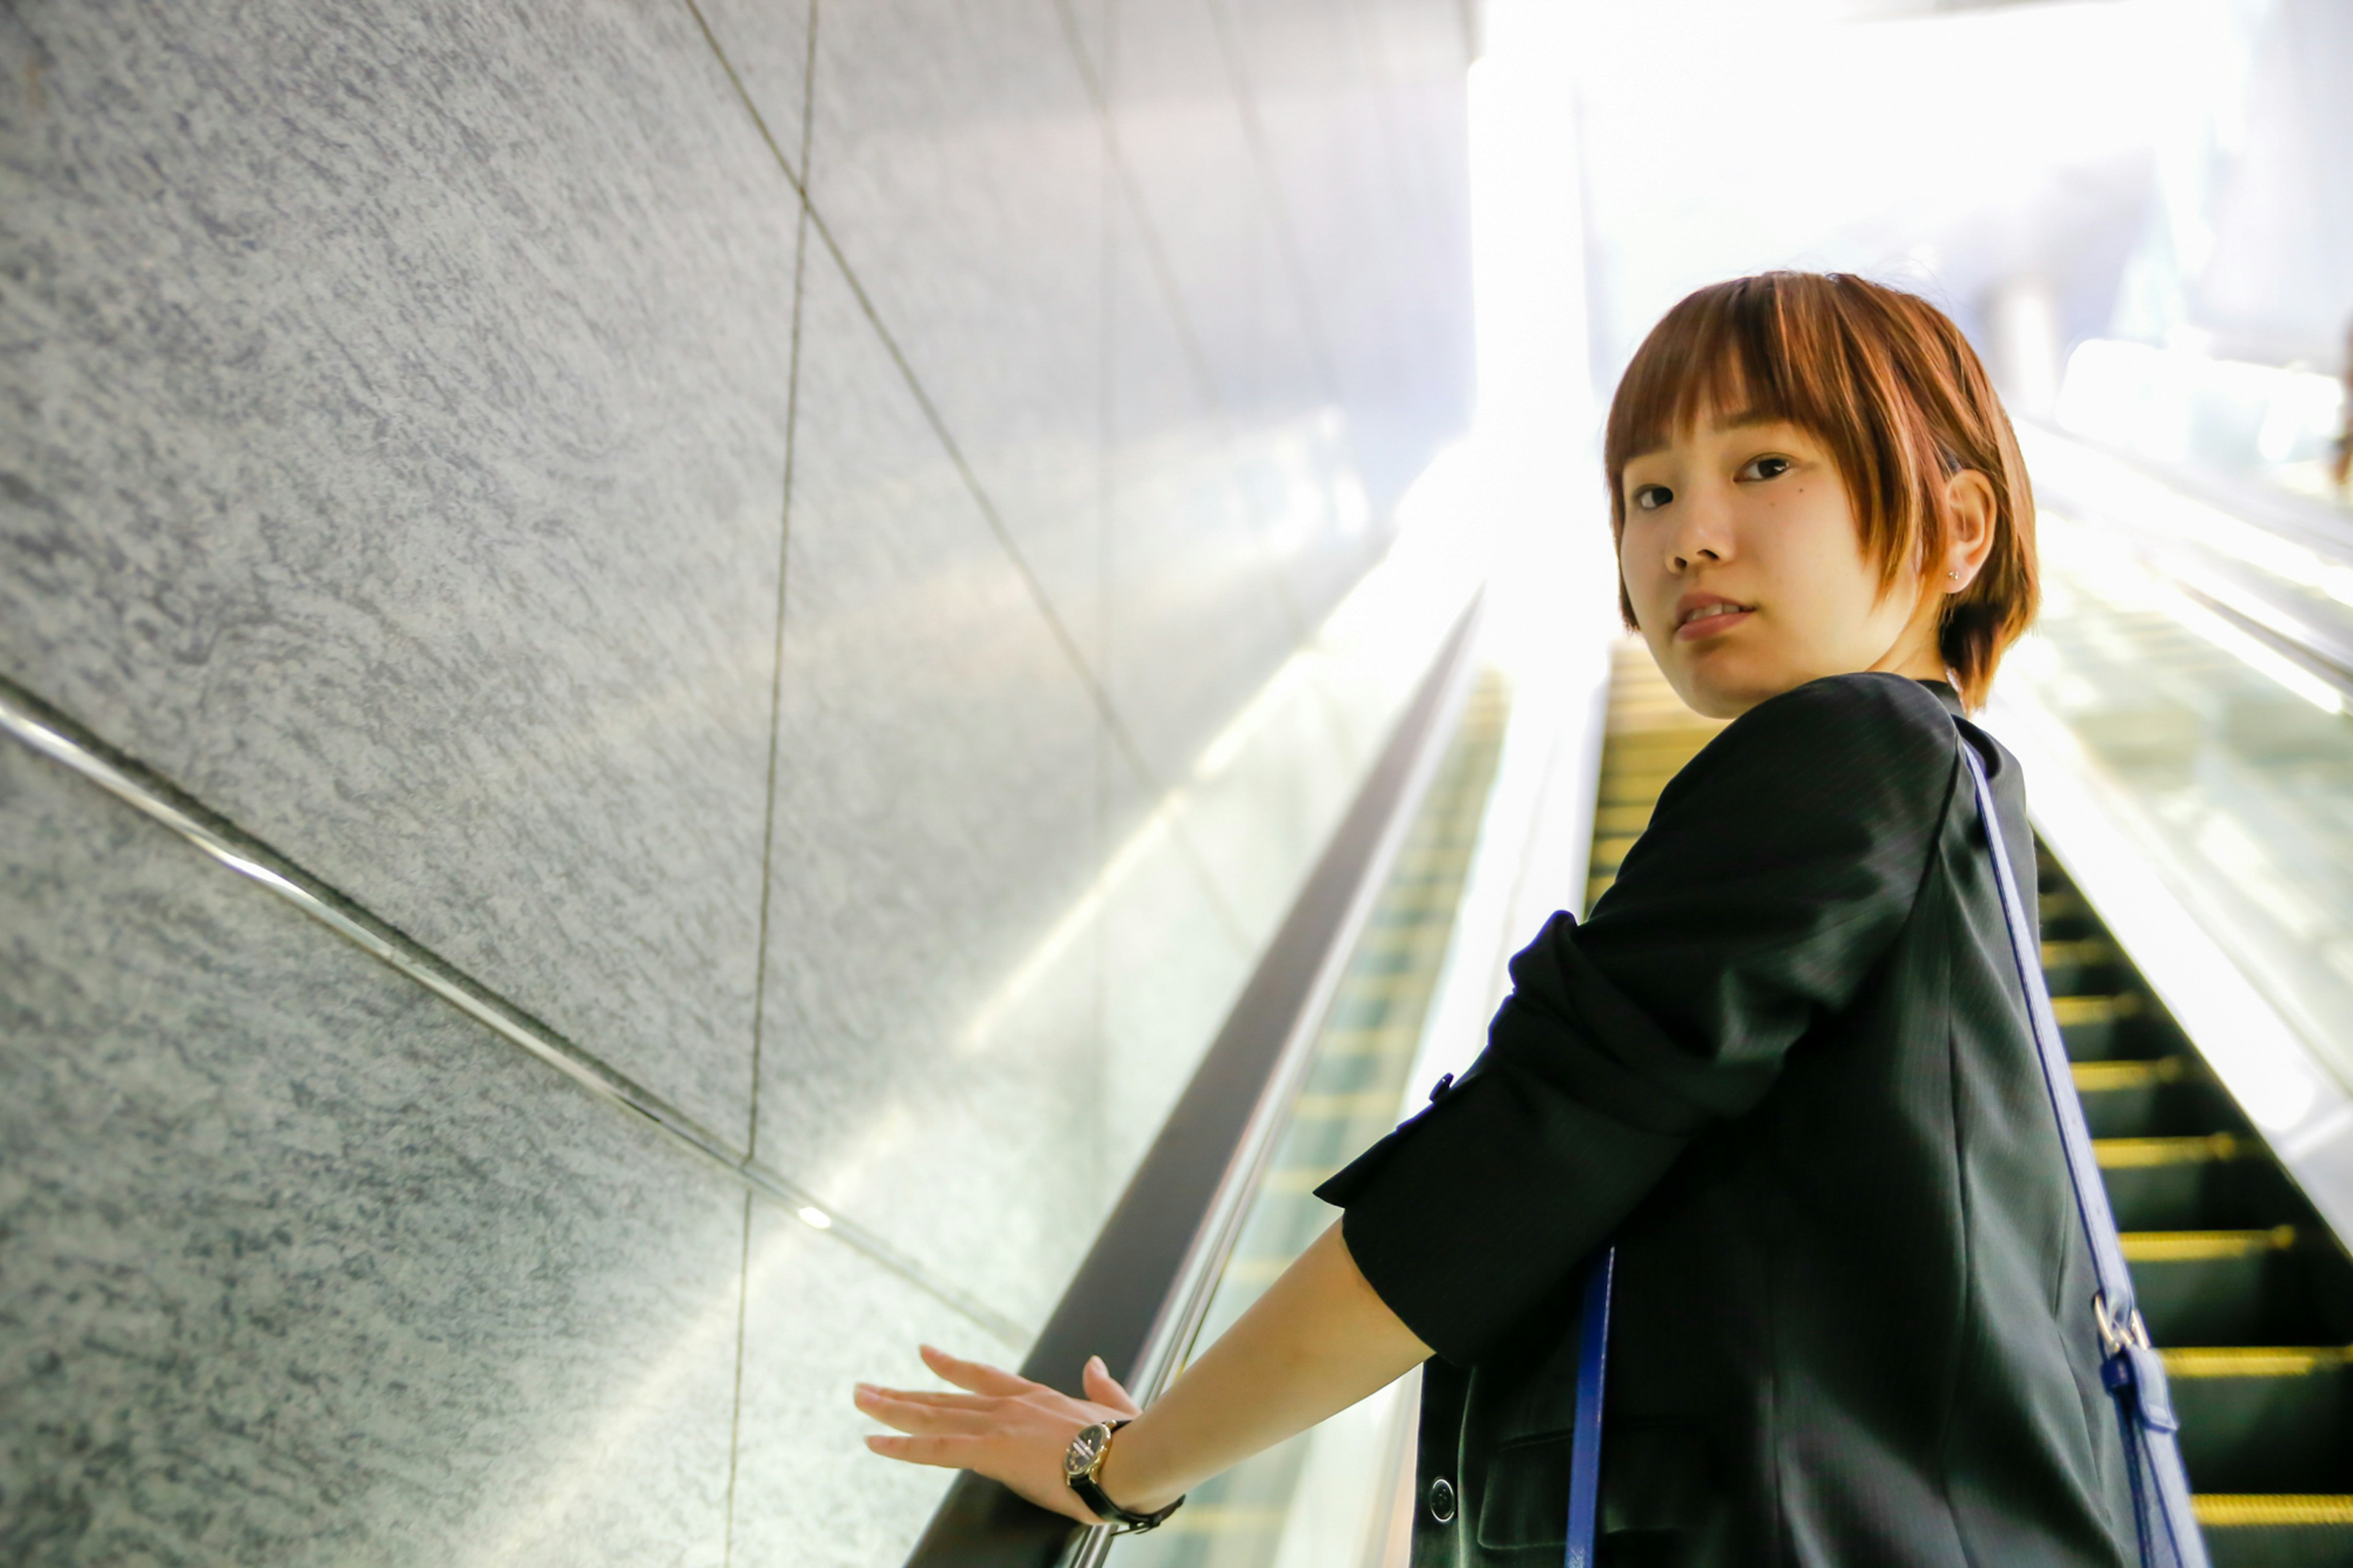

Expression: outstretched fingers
xmin=855 ymin=1387 xmax=998 ymax=1412
xmin=863 ymin=1431 xmax=979 ymax=1468
xmin=919 ymin=1343 xmax=1034 ymax=1396
xmin=854 ymin=1387 xmax=998 ymax=1436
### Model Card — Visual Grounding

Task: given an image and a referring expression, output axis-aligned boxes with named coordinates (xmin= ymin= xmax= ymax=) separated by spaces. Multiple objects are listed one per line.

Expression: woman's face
xmin=1618 ymin=414 xmax=1943 ymax=719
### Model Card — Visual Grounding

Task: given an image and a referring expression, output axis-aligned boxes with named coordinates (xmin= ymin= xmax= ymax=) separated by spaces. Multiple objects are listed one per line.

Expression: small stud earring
xmin=1946 ymin=570 xmax=1960 ymax=580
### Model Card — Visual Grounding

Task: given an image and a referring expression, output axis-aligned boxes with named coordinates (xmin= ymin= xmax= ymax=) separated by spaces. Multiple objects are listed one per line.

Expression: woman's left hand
xmin=855 ymin=1343 xmax=1141 ymax=1523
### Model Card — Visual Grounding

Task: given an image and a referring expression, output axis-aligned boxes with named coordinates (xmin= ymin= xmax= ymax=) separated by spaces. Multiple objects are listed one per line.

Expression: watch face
xmin=1066 ymin=1424 xmax=1107 ymax=1479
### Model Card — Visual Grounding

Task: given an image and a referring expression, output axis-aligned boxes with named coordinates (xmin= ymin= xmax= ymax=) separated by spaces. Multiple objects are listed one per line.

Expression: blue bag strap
xmin=1563 ymin=1244 xmax=1614 ymax=1568
xmin=1956 ymin=736 xmax=2142 ymax=1340
xmin=1957 ymin=728 xmax=2208 ymax=1568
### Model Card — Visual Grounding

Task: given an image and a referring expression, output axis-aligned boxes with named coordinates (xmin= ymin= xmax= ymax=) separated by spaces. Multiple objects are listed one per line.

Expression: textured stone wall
xmin=0 ymin=1 xmax=1472 ymax=1561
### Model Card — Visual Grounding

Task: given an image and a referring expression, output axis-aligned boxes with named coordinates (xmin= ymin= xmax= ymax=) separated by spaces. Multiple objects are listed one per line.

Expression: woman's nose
xmin=1666 ymin=528 xmax=1728 ymax=574
xmin=1665 ymin=497 xmax=1732 ymax=572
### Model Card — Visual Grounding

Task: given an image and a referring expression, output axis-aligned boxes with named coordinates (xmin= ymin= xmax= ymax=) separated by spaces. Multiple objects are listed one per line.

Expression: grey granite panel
xmin=1355 ymin=0 xmax=1476 ymax=511
xmin=796 ymin=0 xmax=1111 ymax=664
xmin=1104 ymin=0 xmax=1327 ymax=433
xmin=756 ymin=240 xmax=1107 ymax=1335
xmin=0 ymin=740 xmax=746 ymax=1567
xmin=1103 ymin=184 xmax=1301 ymax=789
xmin=1105 ymin=0 xmax=1393 ymax=642
xmin=0 ymin=0 xmax=803 ymax=1145
xmin=729 ymin=1203 xmax=1026 ymax=1565
xmin=1097 ymin=749 xmax=1256 ymax=1189
xmin=1221 ymin=0 xmax=1468 ymax=521
xmin=695 ymin=0 xmax=815 ymax=178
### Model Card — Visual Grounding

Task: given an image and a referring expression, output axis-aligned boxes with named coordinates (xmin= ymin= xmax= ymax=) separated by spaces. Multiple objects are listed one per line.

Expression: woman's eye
xmin=1631 ymin=484 xmax=1672 ymax=511
xmin=1738 ymin=455 xmax=1792 ymax=482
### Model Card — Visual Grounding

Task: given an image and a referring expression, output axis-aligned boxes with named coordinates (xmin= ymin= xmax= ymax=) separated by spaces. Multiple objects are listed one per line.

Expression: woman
xmin=855 ymin=273 xmax=2135 ymax=1566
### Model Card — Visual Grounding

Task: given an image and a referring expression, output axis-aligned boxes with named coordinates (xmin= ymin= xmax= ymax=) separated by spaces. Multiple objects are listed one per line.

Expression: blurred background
xmin=4 ymin=2 xmax=2351 ymax=1565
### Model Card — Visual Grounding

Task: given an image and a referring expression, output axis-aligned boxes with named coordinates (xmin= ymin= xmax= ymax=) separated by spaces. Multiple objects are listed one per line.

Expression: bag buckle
xmin=2094 ymin=1291 xmax=2151 ymax=1357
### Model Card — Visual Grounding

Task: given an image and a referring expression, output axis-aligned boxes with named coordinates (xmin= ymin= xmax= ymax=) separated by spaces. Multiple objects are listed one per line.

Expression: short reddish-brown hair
xmin=1602 ymin=272 xmax=2037 ymax=708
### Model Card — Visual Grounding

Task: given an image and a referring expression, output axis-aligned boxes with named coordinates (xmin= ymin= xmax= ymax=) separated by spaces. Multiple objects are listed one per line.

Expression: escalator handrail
xmin=2020 ymin=419 xmax=2353 ymax=702
xmin=900 ymin=594 xmax=1486 ymax=1568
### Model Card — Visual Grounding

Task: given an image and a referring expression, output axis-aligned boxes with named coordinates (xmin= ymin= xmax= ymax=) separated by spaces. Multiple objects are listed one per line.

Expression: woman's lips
xmin=1675 ymin=604 xmax=1753 ymax=642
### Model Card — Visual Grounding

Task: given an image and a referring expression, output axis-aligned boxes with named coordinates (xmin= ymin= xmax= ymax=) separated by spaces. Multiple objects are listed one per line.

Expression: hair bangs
xmin=1600 ymin=272 xmax=2039 ymax=708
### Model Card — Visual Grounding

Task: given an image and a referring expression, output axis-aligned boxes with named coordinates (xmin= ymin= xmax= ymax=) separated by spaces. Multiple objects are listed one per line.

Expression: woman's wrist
xmin=1094 ymin=1417 xmax=1185 ymax=1516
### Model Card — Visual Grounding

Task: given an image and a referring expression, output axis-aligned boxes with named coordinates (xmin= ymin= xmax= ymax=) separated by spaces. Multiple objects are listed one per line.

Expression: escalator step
xmin=2196 ymin=1496 xmax=2353 ymax=1568
xmin=2100 ymin=1134 xmax=2248 ymax=1167
xmin=2074 ymin=1056 xmax=2243 ymax=1139
xmin=2168 ymin=1347 xmax=2353 ymax=1492
xmin=1590 ymin=834 xmax=1639 ymax=874
xmin=2101 ymin=1134 xmax=2268 ymax=1232
xmin=2075 ymin=1057 xmax=2187 ymax=1092
xmin=2124 ymin=1228 xmax=2335 ymax=1346
xmin=2123 ymin=1227 xmax=2299 ymax=1263
xmin=2043 ymin=939 xmax=2126 ymax=994
xmin=2052 ymin=992 xmax=2148 ymax=1059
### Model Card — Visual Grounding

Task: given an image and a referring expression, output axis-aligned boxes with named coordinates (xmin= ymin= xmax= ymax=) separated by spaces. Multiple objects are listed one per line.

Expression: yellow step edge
xmin=1335 ymin=969 xmax=1445 ymax=1002
xmin=2072 ymin=1057 xmax=2188 ymax=1093
xmin=2050 ymin=993 xmax=2145 ymax=1026
xmin=1315 ymin=1025 xmax=1424 ymax=1058
xmin=2119 ymin=1226 xmax=2297 ymax=1262
xmin=2194 ymin=1494 xmax=2353 ymax=1527
xmin=2164 ymin=1345 xmax=2353 ymax=1379
xmin=2042 ymin=939 xmax=2120 ymax=966
xmin=1590 ymin=835 xmax=1640 ymax=869
xmin=1355 ymin=925 xmax=1457 ymax=960
xmin=2094 ymin=1133 xmax=2244 ymax=1168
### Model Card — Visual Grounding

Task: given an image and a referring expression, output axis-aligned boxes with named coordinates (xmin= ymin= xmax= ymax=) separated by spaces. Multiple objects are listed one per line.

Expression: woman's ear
xmin=1942 ymin=469 xmax=1998 ymax=591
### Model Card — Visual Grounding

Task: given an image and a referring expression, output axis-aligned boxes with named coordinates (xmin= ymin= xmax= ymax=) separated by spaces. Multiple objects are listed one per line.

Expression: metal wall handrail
xmin=900 ymin=596 xmax=1485 ymax=1568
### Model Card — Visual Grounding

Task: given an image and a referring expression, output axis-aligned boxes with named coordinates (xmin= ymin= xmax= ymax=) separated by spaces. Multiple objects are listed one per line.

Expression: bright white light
xmin=2057 ymin=338 xmax=2346 ymax=471
xmin=795 ymin=1205 xmax=833 ymax=1231
xmin=2152 ymin=584 xmax=2343 ymax=714
xmin=1468 ymin=7 xmax=1593 ymax=445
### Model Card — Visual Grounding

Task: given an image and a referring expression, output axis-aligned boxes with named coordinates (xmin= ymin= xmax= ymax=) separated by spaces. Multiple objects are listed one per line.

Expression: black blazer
xmin=1319 ymin=673 xmax=2134 ymax=1566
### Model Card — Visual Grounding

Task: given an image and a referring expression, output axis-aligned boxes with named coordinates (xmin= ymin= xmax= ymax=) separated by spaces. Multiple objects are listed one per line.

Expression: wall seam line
xmin=679 ymin=0 xmax=809 ymax=198
xmin=794 ymin=197 xmax=1254 ymax=949
xmin=1200 ymin=0 xmax=1346 ymax=405
xmin=688 ymin=0 xmax=1259 ymax=948
xmin=721 ymin=1189 xmax=756 ymax=1568
xmin=1045 ymin=0 xmax=1317 ymax=649
xmin=745 ymin=117 xmax=816 ymax=1171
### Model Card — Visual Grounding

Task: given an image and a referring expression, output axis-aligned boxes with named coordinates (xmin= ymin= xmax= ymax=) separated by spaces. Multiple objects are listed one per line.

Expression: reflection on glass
xmin=2057 ymin=339 xmax=2350 ymax=512
xmin=1104 ymin=673 xmax=1510 ymax=1568
xmin=2003 ymin=508 xmax=2353 ymax=1094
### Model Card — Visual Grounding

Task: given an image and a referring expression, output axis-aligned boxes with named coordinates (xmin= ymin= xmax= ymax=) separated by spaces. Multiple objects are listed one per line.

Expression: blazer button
xmin=1428 ymin=1072 xmax=1454 ymax=1102
xmin=1428 ymin=1477 xmax=1457 ymax=1524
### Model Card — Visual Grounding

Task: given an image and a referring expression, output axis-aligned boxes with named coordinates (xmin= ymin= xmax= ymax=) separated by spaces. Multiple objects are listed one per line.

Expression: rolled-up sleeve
xmin=1316 ymin=672 xmax=1963 ymax=1365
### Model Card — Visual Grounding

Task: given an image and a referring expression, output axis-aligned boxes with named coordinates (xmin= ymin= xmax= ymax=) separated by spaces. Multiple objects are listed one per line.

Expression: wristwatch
xmin=1063 ymin=1420 xmax=1184 ymax=1533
